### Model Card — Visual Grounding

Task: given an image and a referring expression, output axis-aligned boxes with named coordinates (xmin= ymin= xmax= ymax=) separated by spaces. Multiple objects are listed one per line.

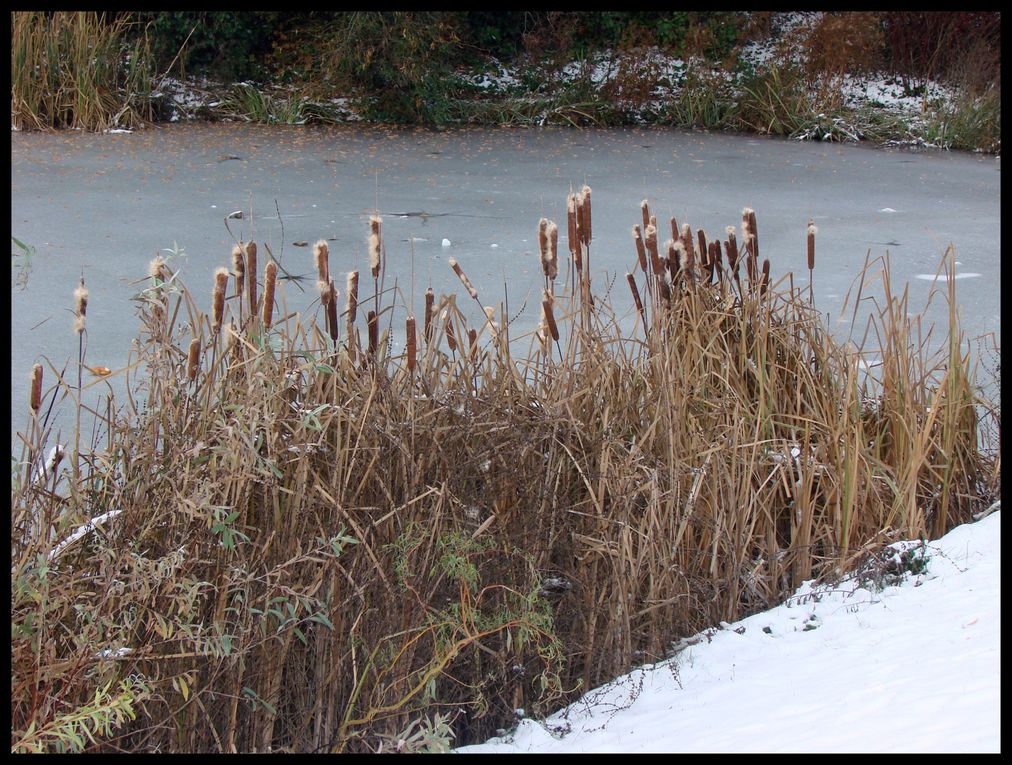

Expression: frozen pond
xmin=10 ymin=124 xmax=1001 ymax=448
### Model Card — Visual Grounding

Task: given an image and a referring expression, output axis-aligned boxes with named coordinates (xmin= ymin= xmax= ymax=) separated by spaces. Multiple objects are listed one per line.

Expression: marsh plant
xmin=10 ymin=194 xmax=999 ymax=752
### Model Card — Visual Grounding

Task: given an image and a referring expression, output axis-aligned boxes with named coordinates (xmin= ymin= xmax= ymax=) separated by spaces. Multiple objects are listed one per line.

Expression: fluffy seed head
xmin=640 ymin=199 xmax=650 ymax=231
xmin=346 ymin=271 xmax=359 ymax=323
xmin=314 ymin=240 xmax=330 ymax=284
xmin=547 ymin=222 xmax=559 ymax=280
xmin=579 ymin=185 xmax=592 ymax=245
xmin=449 ymin=258 xmax=478 ymax=300
xmin=368 ymin=233 xmax=381 ymax=279
xmin=567 ymin=194 xmax=579 ymax=255
xmin=212 ymin=267 xmax=229 ymax=331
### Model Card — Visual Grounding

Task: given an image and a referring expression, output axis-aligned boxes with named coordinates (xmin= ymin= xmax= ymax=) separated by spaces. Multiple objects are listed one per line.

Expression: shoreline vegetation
xmin=10 ymin=11 xmax=1001 ymax=154
xmin=11 ymin=193 xmax=1001 ymax=752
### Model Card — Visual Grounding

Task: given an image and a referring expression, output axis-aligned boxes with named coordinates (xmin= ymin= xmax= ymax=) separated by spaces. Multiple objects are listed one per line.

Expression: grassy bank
xmin=11 ymin=194 xmax=1000 ymax=752
xmin=10 ymin=11 xmax=1001 ymax=154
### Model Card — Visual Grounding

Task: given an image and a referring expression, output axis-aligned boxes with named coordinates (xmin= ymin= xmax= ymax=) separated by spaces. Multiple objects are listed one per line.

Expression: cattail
xmin=346 ymin=270 xmax=359 ymax=323
xmin=245 ymin=241 xmax=257 ymax=313
xmin=807 ymin=220 xmax=817 ymax=270
xmin=369 ymin=216 xmax=382 ymax=279
xmin=626 ymin=272 xmax=646 ymax=329
xmin=424 ymin=287 xmax=435 ymax=342
xmin=747 ymin=209 xmax=759 ymax=262
xmin=645 ymin=224 xmax=662 ymax=275
xmin=448 ymin=258 xmax=478 ymax=300
xmin=263 ymin=261 xmax=277 ymax=328
xmin=632 ymin=224 xmax=648 ymax=273
xmin=406 ymin=316 xmax=416 ymax=373
xmin=73 ymin=277 xmax=88 ymax=335
xmin=579 ymin=185 xmax=592 ymax=245
xmin=680 ymin=223 xmax=695 ymax=262
xmin=538 ymin=217 xmax=550 ymax=276
xmin=567 ymin=193 xmax=579 ymax=256
xmin=640 ymin=199 xmax=650 ymax=231
xmin=367 ymin=310 xmax=378 ymax=357
xmin=666 ymin=239 xmax=679 ymax=280
xmin=745 ymin=238 xmax=757 ymax=283
xmin=444 ymin=312 xmax=457 ymax=352
xmin=212 ymin=267 xmax=228 ymax=332
xmin=725 ymin=226 xmax=738 ymax=273
xmin=709 ymin=240 xmax=722 ymax=283
xmin=542 ymin=289 xmax=559 ymax=342
xmin=760 ymin=258 xmax=770 ymax=297
xmin=314 ymin=240 xmax=330 ymax=284
xmin=676 ymin=240 xmax=693 ymax=280
xmin=670 ymin=216 xmax=679 ymax=242
xmin=231 ymin=245 xmax=245 ymax=297
xmin=186 ymin=337 xmax=200 ymax=381
xmin=30 ymin=363 xmax=43 ymax=413
xmin=697 ymin=229 xmax=708 ymax=267
xmin=326 ymin=281 xmax=339 ymax=344
xmin=468 ymin=328 xmax=478 ymax=362
xmin=547 ymin=222 xmax=559 ymax=280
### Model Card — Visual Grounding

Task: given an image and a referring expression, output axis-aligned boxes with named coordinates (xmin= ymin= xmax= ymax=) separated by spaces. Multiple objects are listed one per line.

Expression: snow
xmin=455 ymin=510 xmax=1001 ymax=753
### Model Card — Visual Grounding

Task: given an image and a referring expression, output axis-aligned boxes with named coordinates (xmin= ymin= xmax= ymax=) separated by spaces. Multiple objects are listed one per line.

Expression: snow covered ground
xmin=455 ymin=510 xmax=1001 ymax=754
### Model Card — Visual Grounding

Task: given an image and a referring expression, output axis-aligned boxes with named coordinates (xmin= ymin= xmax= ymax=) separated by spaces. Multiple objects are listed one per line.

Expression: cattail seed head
xmin=74 ymin=277 xmax=88 ymax=334
xmin=424 ymin=287 xmax=435 ymax=343
xmin=327 ymin=281 xmax=339 ymax=344
xmin=448 ymin=258 xmax=478 ymax=300
xmin=346 ymin=270 xmax=359 ymax=323
xmin=468 ymin=328 xmax=478 ymax=362
xmin=368 ymin=233 xmax=381 ymax=279
xmin=318 ymin=280 xmax=332 ymax=305
xmin=367 ymin=310 xmax=378 ymax=357
xmin=538 ymin=217 xmax=549 ymax=271
xmin=725 ymin=227 xmax=739 ymax=272
xmin=645 ymin=224 xmax=662 ymax=275
xmin=406 ymin=316 xmax=417 ymax=373
xmin=547 ymin=222 xmax=559 ymax=281
xmin=187 ymin=337 xmax=200 ymax=381
xmin=443 ymin=313 xmax=457 ymax=352
xmin=231 ymin=244 xmax=245 ymax=295
xmin=30 ymin=363 xmax=43 ymax=413
xmin=670 ymin=216 xmax=679 ymax=241
xmin=807 ymin=221 xmax=817 ymax=270
xmin=626 ymin=272 xmax=645 ymax=325
xmin=640 ymin=199 xmax=650 ymax=231
xmin=632 ymin=224 xmax=648 ymax=273
xmin=760 ymin=258 xmax=770 ymax=296
xmin=314 ymin=240 xmax=330 ymax=284
xmin=579 ymin=185 xmax=592 ymax=245
xmin=542 ymin=289 xmax=559 ymax=342
xmin=370 ymin=215 xmax=382 ymax=238
xmin=263 ymin=261 xmax=277 ymax=328
xmin=245 ymin=241 xmax=257 ymax=312
xmin=567 ymin=194 xmax=579 ymax=256
xmin=212 ymin=267 xmax=228 ymax=331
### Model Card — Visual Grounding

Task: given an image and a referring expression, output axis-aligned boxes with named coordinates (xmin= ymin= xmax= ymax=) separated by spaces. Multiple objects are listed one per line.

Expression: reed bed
xmin=11 ymin=11 xmax=155 ymax=131
xmin=10 ymin=198 xmax=999 ymax=753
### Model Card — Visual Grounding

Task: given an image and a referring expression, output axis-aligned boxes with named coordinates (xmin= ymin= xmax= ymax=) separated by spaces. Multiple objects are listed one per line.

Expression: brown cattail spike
xmin=424 ymin=288 xmax=435 ymax=343
xmin=579 ymin=185 xmax=592 ymax=246
xmin=327 ymin=281 xmax=339 ymax=344
xmin=30 ymin=363 xmax=43 ymax=413
xmin=547 ymin=222 xmax=559 ymax=281
xmin=632 ymin=225 xmax=648 ymax=273
xmin=807 ymin=221 xmax=817 ymax=271
xmin=212 ymin=267 xmax=228 ymax=332
xmin=346 ymin=271 xmax=359 ymax=324
xmin=542 ymin=290 xmax=559 ymax=342
xmin=640 ymin=199 xmax=650 ymax=231
xmin=645 ymin=224 xmax=662 ymax=276
xmin=245 ymin=241 xmax=258 ymax=313
xmin=626 ymin=273 xmax=646 ymax=330
xmin=406 ymin=316 xmax=416 ymax=373
xmin=468 ymin=328 xmax=478 ymax=362
xmin=444 ymin=313 xmax=457 ymax=353
xmin=538 ymin=218 xmax=550 ymax=276
xmin=263 ymin=261 xmax=277 ymax=329
xmin=367 ymin=310 xmax=378 ymax=357
xmin=760 ymin=259 xmax=770 ymax=297
xmin=187 ymin=337 xmax=200 ymax=381
xmin=567 ymin=194 xmax=579 ymax=256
